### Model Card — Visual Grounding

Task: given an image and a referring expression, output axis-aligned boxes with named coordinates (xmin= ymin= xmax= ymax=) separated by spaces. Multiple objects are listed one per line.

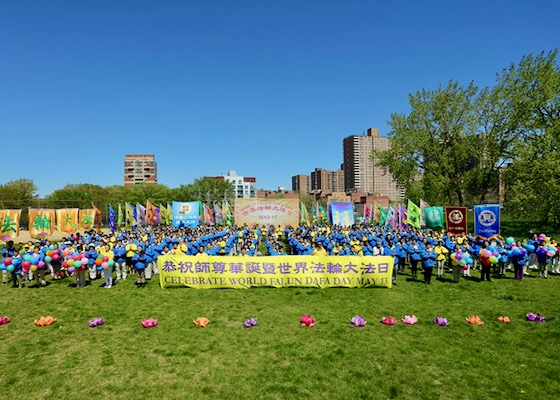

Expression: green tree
xmin=0 ymin=178 xmax=39 ymax=227
xmin=186 ymin=178 xmax=235 ymax=205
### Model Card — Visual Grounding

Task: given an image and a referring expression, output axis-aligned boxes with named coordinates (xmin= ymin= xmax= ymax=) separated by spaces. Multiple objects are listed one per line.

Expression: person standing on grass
xmin=536 ymin=240 xmax=549 ymax=278
xmin=549 ymin=238 xmax=559 ymax=274
xmin=407 ymin=238 xmax=422 ymax=279
xmin=113 ymin=239 xmax=127 ymax=282
xmin=31 ymin=247 xmax=47 ymax=287
xmin=434 ymin=240 xmax=448 ymax=278
xmin=132 ymin=248 xmax=147 ymax=288
xmin=509 ymin=240 xmax=526 ymax=281
xmin=450 ymin=244 xmax=463 ymax=283
xmin=99 ymin=243 xmax=114 ymax=288
xmin=420 ymin=243 xmax=436 ymax=284
xmin=124 ymin=236 xmax=138 ymax=275
xmin=75 ymin=245 xmax=87 ymax=287
xmin=1 ymin=240 xmax=17 ymax=285
xmin=384 ymin=240 xmax=398 ymax=286
xmin=479 ymin=242 xmax=492 ymax=282
xmin=85 ymin=245 xmax=98 ymax=281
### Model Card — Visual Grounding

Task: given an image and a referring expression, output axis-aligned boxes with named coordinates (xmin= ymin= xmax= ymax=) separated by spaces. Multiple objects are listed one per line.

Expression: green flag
xmin=424 ymin=206 xmax=444 ymax=230
xmin=407 ymin=200 xmax=421 ymax=229
xmin=379 ymin=205 xmax=388 ymax=226
xmin=300 ymin=202 xmax=309 ymax=225
xmin=117 ymin=203 xmax=123 ymax=226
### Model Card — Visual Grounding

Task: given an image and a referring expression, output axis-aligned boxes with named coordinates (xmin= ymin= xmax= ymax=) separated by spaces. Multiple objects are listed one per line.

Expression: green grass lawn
xmin=1 ymin=269 xmax=559 ymax=400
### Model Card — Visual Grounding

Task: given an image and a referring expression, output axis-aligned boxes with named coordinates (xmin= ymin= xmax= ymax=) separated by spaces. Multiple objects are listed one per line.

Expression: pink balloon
xmin=101 ymin=262 xmax=109 ymax=270
xmin=23 ymin=261 xmax=31 ymax=268
xmin=81 ymin=258 xmax=89 ymax=265
xmin=547 ymin=250 xmax=555 ymax=257
xmin=37 ymin=261 xmax=45 ymax=269
xmin=52 ymin=255 xmax=60 ymax=262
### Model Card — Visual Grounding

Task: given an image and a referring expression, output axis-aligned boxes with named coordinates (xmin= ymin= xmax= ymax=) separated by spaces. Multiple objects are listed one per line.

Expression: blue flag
xmin=108 ymin=205 xmax=116 ymax=232
xmin=474 ymin=204 xmax=500 ymax=238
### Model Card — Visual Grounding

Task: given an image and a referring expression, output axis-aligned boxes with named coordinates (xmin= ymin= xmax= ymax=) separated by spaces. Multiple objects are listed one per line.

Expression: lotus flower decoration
xmin=434 ymin=316 xmax=448 ymax=326
xmin=497 ymin=316 xmax=511 ymax=323
xmin=88 ymin=317 xmax=105 ymax=327
xmin=401 ymin=315 xmax=418 ymax=325
xmin=0 ymin=316 xmax=10 ymax=325
xmin=349 ymin=315 xmax=367 ymax=327
xmin=34 ymin=316 xmax=57 ymax=327
xmin=300 ymin=314 xmax=316 ymax=327
xmin=526 ymin=313 xmax=546 ymax=322
xmin=380 ymin=316 xmax=396 ymax=325
xmin=142 ymin=318 xmax=158 ymax=328
xmin=193 ymin=317 xmax=210 ymax=327
xmin=465 ymin=315 xmax=484 ymax=325
xmin=243 ymin=317 xmax=258 ymax=328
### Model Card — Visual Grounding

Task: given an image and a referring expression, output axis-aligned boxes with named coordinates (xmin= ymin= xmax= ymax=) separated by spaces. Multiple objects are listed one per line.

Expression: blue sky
xmin=1 ymin=1 xmax=558 ymax=196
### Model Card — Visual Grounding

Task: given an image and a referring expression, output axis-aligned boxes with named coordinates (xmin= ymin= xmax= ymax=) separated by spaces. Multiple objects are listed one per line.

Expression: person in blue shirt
xmin=421 ymin=243 xmax=437 ymax=285
xmin=407 ymin=239 xmax=422 ymax=279
xmin=132 ymin=248 xmax=148 ymax=288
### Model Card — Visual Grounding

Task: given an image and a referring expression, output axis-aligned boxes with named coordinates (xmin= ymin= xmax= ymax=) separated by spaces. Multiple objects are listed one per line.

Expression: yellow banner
xmin=79 ymin=209 xmax=95 ymax=230
xmin=158 ymin=255 xmax=393 ymax=289
xmin=234 ymin=198 xmax=299 ymax=226
xmin=28 ymin=209 xmax=55 ymax=238
xmin=0 ymin=209 xmax=21 ymax=241
xmin=56 ymin=208 xmax=79 ymax=234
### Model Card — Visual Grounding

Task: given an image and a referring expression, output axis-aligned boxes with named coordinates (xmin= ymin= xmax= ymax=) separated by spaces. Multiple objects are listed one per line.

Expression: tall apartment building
xmin=291 ymin=174 xmax=311 ymax=194
xmin=310 ymin=168 xmax=345 ymax=192
xmin=124 ymin=154 xmax=157 ymax=187
xmin=343 ymin=128 xmax=404 ymax=202
xmin=208 ymin=170 xmax=256 ymax=198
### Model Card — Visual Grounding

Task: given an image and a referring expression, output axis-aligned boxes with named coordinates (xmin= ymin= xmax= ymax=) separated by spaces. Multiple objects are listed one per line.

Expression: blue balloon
xmin=12 ymin=258 xmax=21 ymax=266
xmin=512 ymin=248 xmax=521 ymax=256
xmin=30 ymin=257 xmax=39 ymax=264
xmin=0 ymin=265 xmax=6 ymax=271
xmin=526 ymin=245 xmax=535 ymax=252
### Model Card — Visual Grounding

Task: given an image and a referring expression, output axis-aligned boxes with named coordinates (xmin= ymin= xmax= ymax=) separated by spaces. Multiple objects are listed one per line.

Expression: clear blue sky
xmin=1 ymin=1 xmax=558 ymax=197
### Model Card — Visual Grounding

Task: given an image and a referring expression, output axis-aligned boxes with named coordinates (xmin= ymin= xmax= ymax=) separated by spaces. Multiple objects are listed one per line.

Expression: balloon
xmin=452 ymin=259 xmax=459 ymax=266
xmin=506 ymin=237 xmax=515 ymax=245
xmin=95 ymin=259 xmax=103 ymax=266
xmin=52 ymin=255 xmax=60 ymax=262
xmin=74 ymin=261 xmax=82 ymax=268
xmin=526 ymin=245 xmax=535 ymax=252
xmin=522 ymin=243 xmax=528 ymax=248
xmin=520 ymin=248 xmax=527 ymax=256
xmin=46 ymin=250 xmax=54 ymax=257
xmin=108 ymin=260 xmax=115 ymax=267
xmin=96 ymin=266 xmax=103 ymax=271
xmin=492 ymin=250 xmax=499 ymax=257
xmin=489 ymin=256 xmax=497 ymax=264
xmin=467 ymin=258 xmax=474 ymax=264
xmin=545 ymin=237 xmax=550 ymax=243
xmin=73 ymin=254 xmax=81 ymax=261
xmin=67 ymin=259 xmax=75 ymax=267
xmin=512 ymin=248 xmax=521 ymax=256
xmin=455 ymin=253 xmax=462 ymax=261
xmin=547 ymin=250 xmax=555 ymax=257
xmin=0 ymin=264 xmax=6 ymax=271
xmin=461 ymin=253 xmax=469 ymax=260
xmin=12 ymin=258 xmax=21 ymax=266
xmin=30 ymin=265 xmax=37 ymax=272
xmin=101 ymin=262 xmax=109 ymax=270
xmin=62 ymin=261 xmax=68 ymax=268
xmin=462 ymin=265 xmax=469 ymax=270
xmin=22 ymin=261 xmax=31 ymax=268
xmin=67 ymin=266 xmax=75 ymax=274
xmin=37 ymin=261 xmax=45 ymax=269
xmin=81 ymin=258 xmax=89 ymax=265
xmin=3 ymin=258 xmax=12 ymax=266
xmin=23 ymin=254 xmax=31 ymax=262
xmin=548 ymin=247 xmax=557 ymax=254
xmin=97 ymin=254 xmax=104 ymax=259
xmin=483 ymin=250 xmax=492 ymax=258
xmin=19 ymin=250 xmax=25 ymax=255
xmin=102 ymin=256 xmax=108 ymax=262
xmin=44 ymin=256 xmax=52 ymax=263
xmin=459 ymin=259 xmax=467 ymax=266
xmin=487 ymin=245 xmax=496 ymax=252
xmin=7 ymin=265 xmax=14 ymax=272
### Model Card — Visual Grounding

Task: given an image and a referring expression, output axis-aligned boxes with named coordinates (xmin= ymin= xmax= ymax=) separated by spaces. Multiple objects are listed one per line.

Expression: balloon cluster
xmin=61 ymin=250 xmax=88 ymax=274
xmin=451 ymin=250 xmax=474 ymax=270
xmin=480 ymin=244 xmax=503 ymax=265
xmin=94 ymin=254 xmax=114 ymax=271
xmin=1 ymin=256 xmax=21 ymax=273
xmin=22 ymin=253 xmax=45 ymax=273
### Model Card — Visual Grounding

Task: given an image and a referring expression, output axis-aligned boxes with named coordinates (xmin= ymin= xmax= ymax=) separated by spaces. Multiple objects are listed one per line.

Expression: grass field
xmin=1 ymin=267 xmax=559 ymax=400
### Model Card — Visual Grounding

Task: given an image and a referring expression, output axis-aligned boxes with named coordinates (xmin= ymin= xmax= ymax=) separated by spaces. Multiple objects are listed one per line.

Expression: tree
xmin=496 ymin=50 xmax=560 ymax=224
xmin=0 ymin=178 xmax=39 ymax=227
xmin=186 ymin=178 xmax=235 ymax=205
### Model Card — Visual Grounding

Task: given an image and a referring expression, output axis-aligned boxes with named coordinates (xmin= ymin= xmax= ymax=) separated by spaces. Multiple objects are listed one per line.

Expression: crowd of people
xmin=1 ymin=223 xmax=558 ymax=288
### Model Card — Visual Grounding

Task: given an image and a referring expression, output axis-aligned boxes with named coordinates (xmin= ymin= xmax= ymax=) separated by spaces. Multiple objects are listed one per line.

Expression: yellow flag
xmin=79 ymin=209 xmax=96 ymax=230
xmin=0 ymin=209 xmax=21 ymax=241
xmin=28 ymin=209 xmax=55 ymax=238
xmin=56 ymin=208 xmax=79 ymax=234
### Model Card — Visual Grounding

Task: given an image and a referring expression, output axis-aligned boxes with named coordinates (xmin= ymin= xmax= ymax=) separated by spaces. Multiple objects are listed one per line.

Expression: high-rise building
xmin=310 ymin=168 xmax=345 ymax=192
xmin=343 ymin=128 xmax=404 ymax=202
xmin=291 ymin=174 xmax=311 ymax=194
xmin=124 ymin=154 xmax=157 ymax=187
xmin=207 ymin=170 xmax=256 ymax=198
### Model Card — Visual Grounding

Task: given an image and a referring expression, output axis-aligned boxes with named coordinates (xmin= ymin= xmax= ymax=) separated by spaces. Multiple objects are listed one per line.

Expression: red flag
xmin=364 ymin=203 xmax=371 ymax=219
xmin=445 ymin=206 xmax=468 ymax=235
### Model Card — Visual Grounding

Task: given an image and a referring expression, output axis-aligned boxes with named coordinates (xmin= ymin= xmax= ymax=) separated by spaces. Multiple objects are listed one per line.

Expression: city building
xmin=123 ymin=154 xmax=157 ymax=187
xmin=310 ymin=168 xmax=345 ymax=192
xmin=342 ymin=128 xmax=404 ymax=202
xmin=291 ymin=174 xmax=311 ymax=194
xmin=257 ymin=188 xmax=300 ymax=199
xmin=208 ymin=170 xmax=256 ymax=198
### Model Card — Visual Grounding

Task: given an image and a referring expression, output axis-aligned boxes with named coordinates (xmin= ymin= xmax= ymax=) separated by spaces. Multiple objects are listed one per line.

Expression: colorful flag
xmin=445 ymin=206 xmax=467 ymax=235
xmin=311 ymin=203 xmax=317 ymax=224
xmin=79 ymin=209 xmax=96 ymax=230
xmin=29 ymin=209 xmax=55 ymax=238
xmin=420 ymin=199 xmax=431 ymax=227
xmin=55 ymin=208 xmax=79 ymax=234
xmin=385 ymin=205 xmax=396 ymax=227
xmin=159 ymin=204 xmax=171 ymax=225
xmin=117 ymin=203 xmax=123 ymax=226
xmin=108 ymin=205 xmax=117 ymax=231
xmin=203 ymin=203 xmax=214 ymax=225
xmin=319 ymin=205 xmax=328 ymax=224
xmin=300 ymin=202 xmax=309 ymax=225
xmin=474 ymin=204 xmax=500 ymax=238
xmin=92 ymin=203 xmax=102 ymax=232
xmin=126 ymin=203 xmax=137 ymax=227
xmin=424 ymin=206 xmax=444 ymax=230
xmin=223 ymin=201 xmax=233 ymax=226
xmin=0 ymin=209 xmax=21 ymax=241
xmin=136 ymin=203 xmax=147 ymax=225
xmin=213 ymin=203 xmax=223 ymax=224
xmin=378 ymin=204 xmax=387 ymax=226
xmin=364 ymin=203 xmax=371 ymax=220
xmin=398 ymin=204 xmax=407 ymax=229
xmin=373 ymin=202 xmax=381 ymax=224
xmin=172 ymin=201 xmax=200 ymax=228
xmin=146 ymin=201 xmax=160 ymax=225
xmin=407 ymin=200 xmax=421 ymax=229
xmin=330 ymin=202 xmax=354 ymax=226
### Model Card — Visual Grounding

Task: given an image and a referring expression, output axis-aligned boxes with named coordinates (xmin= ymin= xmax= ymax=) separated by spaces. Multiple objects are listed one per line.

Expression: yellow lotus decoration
xmin=34 ymin=316 xmax=57 ymax=327
xmin=193 ymin=317 xmax=209 ymax=327
xmin=465 ymin=315 xmax=484 ymax=325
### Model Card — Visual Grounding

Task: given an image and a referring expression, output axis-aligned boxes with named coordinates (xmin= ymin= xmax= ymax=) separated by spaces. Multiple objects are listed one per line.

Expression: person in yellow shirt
xmin=312 ymin=243 xmax=327 ymax=256
xmin=125 ymin=240 xmax=138 ymax=275
xmin=434 ymin=240 xmax=449 ymax=278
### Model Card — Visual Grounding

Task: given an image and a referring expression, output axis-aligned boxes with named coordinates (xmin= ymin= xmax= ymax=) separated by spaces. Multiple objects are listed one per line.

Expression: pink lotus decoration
xmin=0 ymin=316 xmax=10 ymax=325
xmin=300 ymin=314 xmax=316 ymax=327
xmin=434 ymin=316 xmax=449 ymax=326
xmin=142 ymin=318 xmax=158 ymax=328
xmin=349 ymin=315 xmax=367 ymax=327
xmin=380 ymin=316 xmax=396 ymax=325
xmin=88 ymin=317 xmax=105 ymax=328
xmin=526 ymin=313 xmax=546 ymax=322
xmin=401 ymin=315 xmax=418 ymax=325
xmin=243 ymin=317 xmax=258 ymax=328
